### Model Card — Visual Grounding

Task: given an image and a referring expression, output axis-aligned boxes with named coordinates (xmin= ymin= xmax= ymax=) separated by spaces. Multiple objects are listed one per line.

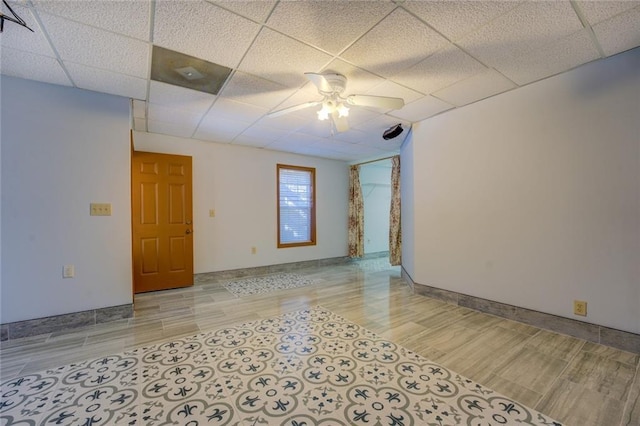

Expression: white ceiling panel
xmin=193 ymin=126 xmax=238 ymax=144
xmin=210 ymin=0 xmax=276 ymax=23
xmin=496 ymin=30 xmax=601 ymax=86
xmin=403 ymin=0 xmax=521 ymax=42
xmin=148 ymin=119 xmax=197 ymax=139
xmin=220 ymin=71 xmax=295 ymax=110
xmin=389 ymin=95 xmax=454 ymax=122
xmin=0 ymin=48 xmax=71 ymax=86
xmin=208 ymin=98 xmax=268 ymax=123
xmin=341 ymin=8 xmax=449 ymax=78
xmin=322 ymin=59 xmax=387 ymax=95
xmin=459 ymin=1 xmax=583 ymax=69
xmin=133 ymin=117 xmax=146 ymax=132
xmin=433 ymin=69 xmax=516 ymax=107
xmin=149 ymin=81 xmax=216 ymax=114
xmin=38 ymin=12 xmax=148 ymax=78
xmin=148 ymin=104 xmax=204 ymax=127
xmin=66 ymin=62 xmax=147 ymax=100
xmin=33 ymin=0 xmax=150 ymax=41
xmin=592 ymin=6 xmax=640 ymax=56
xmin=238 ymin=28 xmax=333 ymax=88
xmin=576 ymin=1 xmax=639 ymax=25
xmin=3 ymin=0 xmax=640 ymax=162
xmin=132 ymin=100 xmax=146 ymax=119
xmin=366 ymin=80 xmax=423 ymax=105
xmin=393 ymin=44 xmax=487 ymax=95
xmin=267 ymin=1 xmax=394 ymax=55
xmin=1 ymin=5 xmax=54 ymax=56
xmin=154 ymin=0 xmax=260 ymax=69
xmin=198 ymin=110 xmax=251 ymax=136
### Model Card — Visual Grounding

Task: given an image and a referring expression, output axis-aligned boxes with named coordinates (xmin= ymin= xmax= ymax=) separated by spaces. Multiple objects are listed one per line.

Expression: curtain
xmin=348 ymin=164 xmax=364 ymax=258
xmin=389 ymin=155 xmax=402 ymax=266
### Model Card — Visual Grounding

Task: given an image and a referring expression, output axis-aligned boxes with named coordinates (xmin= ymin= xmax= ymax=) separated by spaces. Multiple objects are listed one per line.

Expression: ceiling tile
xmin=0 ymin=47 xmax=71 ymax=86
xmin=208 ymin=98 xmax=268 ymax=123
xmin=210 ymin=0 xmax=276 ymax=23
xmin=0 ymin=5 xmax=54 ymax=56
xmin=256 ymin=112 xmax=309 ymax=132
xmin=458 ymin=1 xmax=583 ymax=69
xmin=403 ymin=0 xmax=521 ymax=42
xmin=132 ymin=100 xmax=146 ymax=119
xmin=154 ymin=0 xmax=260 ymax=69
xmin=65 ymin=62 xmax=147 ymax=99
xmin=33 ymin=0 xmax=150 ymax=41
xmin=193 ymin=126 xmax=238 ymax=144
xmin=148 ymin=120 xmax=197 ymax=139
xmin=393 ymin=44 xmax=487 ymax=95
xmin=495 ymin=29 xmax=601 ymax=85
xmin=267 ymin=1 xmax=394 ymax=54
xmin=433 ymin=69 xmax=516 ymax=107
xmin=366 ymin=80 xmax=423 ymax=105
xmin=38 ymin=12 xmax=149 ymax=78
xmin=149 ymin=81 xmax=216 ymax=114
xmin=592 ymin=6 xmax=640 ymax=56
xmin=388 ymin=95 xmax=454 ymax=122
xmin=340 ymin=8 xmax=449 ymax=78
xmin=576 ymin=1 xmax=639 ymax=25
xmin=148 ymin=104 xmax=204 ymax=127
xmin=133 ymin=117 xmax=146 ymax=132
xmin=220 ymin=71 xmax=295 ymax=110
xmin=238 ymin=28 xmax=333 ymax=88
xmin=198 ymin=110 xmax=251 ymax=136
xmin=322 ymin=59 xmax=387 ymax=95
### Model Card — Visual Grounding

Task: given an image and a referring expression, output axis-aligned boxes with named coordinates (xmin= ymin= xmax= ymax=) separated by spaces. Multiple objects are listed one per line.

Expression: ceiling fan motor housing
xmin=319 ymin=73 xmax=347 ymax=95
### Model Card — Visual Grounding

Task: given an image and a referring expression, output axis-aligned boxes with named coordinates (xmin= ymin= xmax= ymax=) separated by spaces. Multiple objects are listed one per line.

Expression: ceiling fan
xmin=267 ymin=72 xmax=405 ymax=132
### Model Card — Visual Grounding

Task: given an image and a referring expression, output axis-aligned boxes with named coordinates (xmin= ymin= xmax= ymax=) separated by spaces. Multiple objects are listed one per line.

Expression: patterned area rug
xmin=0 ymin=307 xmax=562 ymax=425
xmin=223 ymin=273 xmax=320 ymax=296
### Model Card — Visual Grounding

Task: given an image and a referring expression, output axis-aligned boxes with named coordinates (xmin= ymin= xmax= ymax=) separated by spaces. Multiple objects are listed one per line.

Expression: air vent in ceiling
xmin=151 ymin=45 xmax=232 ymax=95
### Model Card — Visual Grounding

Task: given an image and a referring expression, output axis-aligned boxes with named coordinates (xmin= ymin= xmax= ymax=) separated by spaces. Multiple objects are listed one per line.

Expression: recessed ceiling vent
xmin=151 ymin=45 xmax=232 ymax=95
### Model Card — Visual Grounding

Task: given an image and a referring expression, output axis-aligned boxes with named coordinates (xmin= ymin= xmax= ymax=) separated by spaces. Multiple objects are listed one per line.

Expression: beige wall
xmin=404 ymin=48 xmax=640 ymax=334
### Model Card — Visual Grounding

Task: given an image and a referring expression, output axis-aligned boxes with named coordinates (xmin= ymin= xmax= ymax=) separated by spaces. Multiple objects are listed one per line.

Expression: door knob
xmin=186 ymin=229 xmax=192 ymax=234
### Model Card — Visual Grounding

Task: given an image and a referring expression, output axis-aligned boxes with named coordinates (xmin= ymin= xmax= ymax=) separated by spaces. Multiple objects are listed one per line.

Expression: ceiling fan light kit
xmin=268 ymin=72 xmax=405 ymax=133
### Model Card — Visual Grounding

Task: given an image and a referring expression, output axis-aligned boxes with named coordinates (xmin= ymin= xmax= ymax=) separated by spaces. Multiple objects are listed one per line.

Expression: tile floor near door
xmin=1 ymin=260 xmax=638 ymax=425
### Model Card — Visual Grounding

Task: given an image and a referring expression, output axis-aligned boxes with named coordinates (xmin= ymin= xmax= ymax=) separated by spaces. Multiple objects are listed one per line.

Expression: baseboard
xmin=401 ymin=267 xmax=640 ymax=354
xmin=1 ymin=304 xmax=133 ymax=342
xmin=194 ymin=256 xmax=352 ymax=284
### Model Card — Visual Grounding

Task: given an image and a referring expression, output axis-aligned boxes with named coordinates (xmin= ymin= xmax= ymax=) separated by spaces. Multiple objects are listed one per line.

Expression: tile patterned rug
xmin=0 ymin=307 xmax=562 ymax=425
xmin=223 ymin=273 xmax=321 ymax=296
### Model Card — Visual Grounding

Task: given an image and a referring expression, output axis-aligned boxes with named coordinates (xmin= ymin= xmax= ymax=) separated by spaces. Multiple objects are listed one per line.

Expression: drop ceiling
xmin=1 ymin=0 xmax=639 ymax=162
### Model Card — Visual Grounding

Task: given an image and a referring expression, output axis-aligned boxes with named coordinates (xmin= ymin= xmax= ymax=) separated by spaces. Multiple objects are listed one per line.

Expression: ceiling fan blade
xmin=331 ymin=111 xmax=350 ymax=133
xmin=304 ymin=72 xmax=333 ymax=93
xmin=267 ymin=101 xmax=320 ymax=118
xmin=346 ymin=94 xmax=404 ymax=110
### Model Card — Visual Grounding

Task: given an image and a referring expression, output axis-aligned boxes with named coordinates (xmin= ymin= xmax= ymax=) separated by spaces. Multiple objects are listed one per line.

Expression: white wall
xmin=400 ymin=132 xmax=415 ymax=279
xmin=406 ymin=48 xmax=640 ymax=334
xmin=1 ymin=76 xmax=132 ymax=323
xmin=360 ymin=160 xmax=391 ymax=254
xmin=133 ymin=132 xmax=349 ymax=273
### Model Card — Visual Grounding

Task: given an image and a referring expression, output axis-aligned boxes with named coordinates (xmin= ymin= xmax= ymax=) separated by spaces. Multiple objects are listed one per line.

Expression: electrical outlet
xmin=63 ymin=265 xmax=75 ymax=278
xmin=251 ymin=246 xmax=257 ymax=254
xmin=574 ymin=300 xmax=587 ymax=316
xmin=209 ymin=209 xmax=215 ymax=217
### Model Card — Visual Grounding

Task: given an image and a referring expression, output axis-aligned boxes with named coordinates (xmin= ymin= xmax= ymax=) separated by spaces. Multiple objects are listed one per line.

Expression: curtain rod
xmin=351 ymin=155 xmax=398 ymax=167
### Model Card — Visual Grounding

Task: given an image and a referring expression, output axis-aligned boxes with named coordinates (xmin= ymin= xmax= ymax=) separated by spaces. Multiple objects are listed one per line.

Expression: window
xmin=277 ymin=164 xmax=316 ymax=247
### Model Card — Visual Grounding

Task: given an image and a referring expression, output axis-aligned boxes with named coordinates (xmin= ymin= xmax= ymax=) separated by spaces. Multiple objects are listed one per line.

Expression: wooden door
xmin=132 ymin=151 xmax=193 ymax=293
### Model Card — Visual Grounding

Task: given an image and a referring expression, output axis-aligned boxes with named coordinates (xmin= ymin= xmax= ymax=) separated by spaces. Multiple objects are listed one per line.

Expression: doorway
xmin=131 ymin=151 xmax=194 ymax=293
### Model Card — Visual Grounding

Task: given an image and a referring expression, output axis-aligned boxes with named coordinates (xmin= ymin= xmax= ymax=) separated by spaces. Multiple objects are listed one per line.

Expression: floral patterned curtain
xmin=348 ymin=164 xmax=364 ymax=258
xmin=389 ymin=155 xmax=402 ymax=266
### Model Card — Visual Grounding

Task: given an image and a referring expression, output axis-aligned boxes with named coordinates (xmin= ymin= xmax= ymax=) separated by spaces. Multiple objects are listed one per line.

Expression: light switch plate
xmin=90 ymin=203 xmax=112 ymax=216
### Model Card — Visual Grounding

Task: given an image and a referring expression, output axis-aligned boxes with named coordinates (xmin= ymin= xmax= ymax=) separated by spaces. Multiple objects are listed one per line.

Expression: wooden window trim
xmin=277 ymin=164 xmax=316 ymax=248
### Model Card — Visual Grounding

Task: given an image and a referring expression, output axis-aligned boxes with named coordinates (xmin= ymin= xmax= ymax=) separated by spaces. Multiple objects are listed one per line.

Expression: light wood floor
xmin=1 ymin=261 xmax=638 ymax=425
